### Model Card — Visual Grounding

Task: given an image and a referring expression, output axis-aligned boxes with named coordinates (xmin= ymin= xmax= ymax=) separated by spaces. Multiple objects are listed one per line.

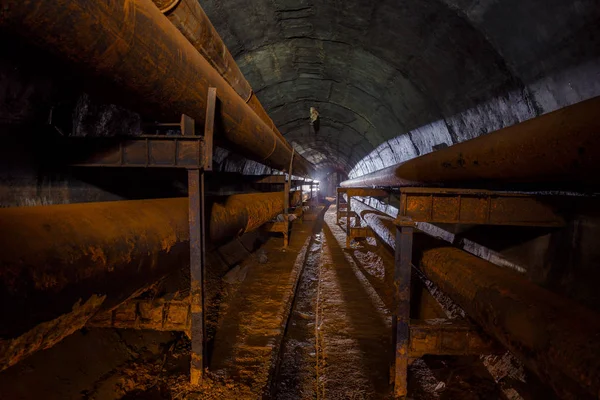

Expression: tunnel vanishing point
xmin=0 ymin=0 xmax=599 ymax=399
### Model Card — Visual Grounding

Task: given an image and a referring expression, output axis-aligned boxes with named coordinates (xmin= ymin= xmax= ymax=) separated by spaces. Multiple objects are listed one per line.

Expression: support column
xmin=346 ymin=192 xmax=352 ymax=247
xmin=394 ymin=218 xmax=414 ymax=398
xmin=336 ymin=189 xmax=340 ymax=223
xmin=188 ymin=170 xmax=205 ymax=385
xmin=189 ymin=87 xmax=216 ymax=384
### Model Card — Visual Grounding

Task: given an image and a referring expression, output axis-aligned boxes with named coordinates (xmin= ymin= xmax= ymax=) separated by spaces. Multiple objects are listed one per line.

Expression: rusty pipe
xmin=0 ymin=0 xmax=314 ymax=177
xmin=152 ymin=0 xmax=314 ymax=176
xmin=341 ymin=96 xmax=600 ymax=190
xmin=0 ymin=191 xmax=285 ymax=370
xmin=153 ymin=0 xmax=252 ymax=101
xmin=350 ymin=198 xmax=600 ymax=399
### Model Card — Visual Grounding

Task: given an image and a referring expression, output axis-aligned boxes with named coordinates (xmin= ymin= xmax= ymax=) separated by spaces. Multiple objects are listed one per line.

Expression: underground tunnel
xmin=0 ymin=0 xmax=599 ymax=399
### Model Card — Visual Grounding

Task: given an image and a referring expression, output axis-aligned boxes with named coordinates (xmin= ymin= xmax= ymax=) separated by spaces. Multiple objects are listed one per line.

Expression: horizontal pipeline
xmin=0 ymin=0 xmax=314 ymax=177
xmin=154 ymin=0 xmax=315 ymax=175
xmin=351 ymin=198 xmax=600 ymax=399
xmin=341 ymin=96 xmax=600 ymax=190
xmin=0 ymin=191 xmax=288 ymax=371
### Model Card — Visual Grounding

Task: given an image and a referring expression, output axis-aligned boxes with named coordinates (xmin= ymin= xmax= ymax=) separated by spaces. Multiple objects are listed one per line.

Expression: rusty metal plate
xmin=67 ymin=136 xmax=206 ymax=169
xmin=408 ymin=319 xmax=499 ymax=358
xmin=397 ymin=187 xmax=565 ymax=227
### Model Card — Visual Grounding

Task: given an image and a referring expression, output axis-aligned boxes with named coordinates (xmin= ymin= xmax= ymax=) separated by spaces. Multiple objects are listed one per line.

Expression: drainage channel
xmin=270 ymin=204 xmax=329 ymax=399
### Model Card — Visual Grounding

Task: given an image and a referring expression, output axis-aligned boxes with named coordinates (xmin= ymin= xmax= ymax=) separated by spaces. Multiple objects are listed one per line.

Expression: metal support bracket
xmin=389 ymin=187 xmax=558 ymax=397
xmin=65 ymin=87 xmax=217 ymax=384
xmin=340 ymin=187 xmax=389 ymax=247
xmin=188 ymin=87 xmax=216 ymax=385
xmin=394 ymin=187 xmax=565 ymax=227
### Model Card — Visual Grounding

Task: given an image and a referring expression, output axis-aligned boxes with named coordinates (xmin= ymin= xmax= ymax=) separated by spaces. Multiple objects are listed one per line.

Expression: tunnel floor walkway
xmin=314 ymin=206 xmax=393 ymax=399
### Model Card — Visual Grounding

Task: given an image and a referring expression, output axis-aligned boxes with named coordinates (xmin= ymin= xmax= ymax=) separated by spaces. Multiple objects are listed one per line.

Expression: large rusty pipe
xmin=0 ymin=0 xmax=314 ymax=177
xmin=0 ymin=192 xmax=285 ymax=371
xmin=152 ymin=0 xmax=315 ymax=175
xmin=350 ymin=198 xmax=600 ymax=399
xmin=153 ymin=0 xmax=252 ymax=101
xmin=341 ymin=96 xmax=600 ymax=189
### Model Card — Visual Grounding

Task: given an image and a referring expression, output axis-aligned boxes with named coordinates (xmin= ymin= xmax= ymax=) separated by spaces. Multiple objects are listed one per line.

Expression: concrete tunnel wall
xmin=199 ymin=0 xmax=600 ymax=177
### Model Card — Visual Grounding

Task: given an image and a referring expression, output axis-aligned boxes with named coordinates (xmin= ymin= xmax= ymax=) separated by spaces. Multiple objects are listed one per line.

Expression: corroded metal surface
xmin=408 ymin=319 xmax=499 ymax=359
xmin=418 ymin=246 xmax=600 ymax=400
xmin=396 ymin=187 xmax=565 ymax=227
xmin=66 ymin=135 xmax=206 ymax=168
xmin=341 ymin=96 xmax=600 ymax=189
xmin=0 ymin=198 xmax=190 ymax=341
xmin=393 ymin=222 xmax=413 ymax=398
xmin=188 ymin=170 xmax=204 ymax=384
xmin=210 ymin=192 xmax=285 ymax=240
xmin=338 ymin=187 xmax=389 ymax=197
xmin=0 ymin=0 xmax=314 ymax=176
xmin=155 ymin=0 xmax=252 ymax=100
xmin=88 ymin=297 xmax=191 ymax=334
xmin=351 ymin=198 xmax=600 ymax=399
xmin=155 ymin=0 xmax=314 ymax=176
xmin=0 ymin=192 xmax=286 ymax=370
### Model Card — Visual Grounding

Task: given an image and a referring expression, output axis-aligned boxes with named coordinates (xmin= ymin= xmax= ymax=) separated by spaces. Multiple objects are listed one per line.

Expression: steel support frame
xmin=336 ymin=188 xmax=346 ymax=224
xmin=267 ymin=152 xmax=296 ymax=247
xmin=69 ymin=87 xmax=216 ymax=385
xmin=187 ymin=86 xmax=215 ymax=384
xmin=390 ymin=186 xmax=564 ymax=398
xmin=343 ymin=188 xmax=389 ymax=247
xmin=395 ymin=187 xmax=565 ymax=227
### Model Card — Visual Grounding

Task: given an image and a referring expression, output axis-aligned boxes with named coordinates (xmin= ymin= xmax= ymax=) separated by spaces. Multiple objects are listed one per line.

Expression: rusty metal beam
xmin=65 ymin=135 xmax=206 ymax=168
xmin=350 ymin=198 xmax=600 ymax=399
xmin=338 ymin=187 xmax=389 ymax=197
xmin=253 ymin=175 xmax=304 ymax=186
xmin=408 ymin=319 xmax=499 ymax=359
xmin=341 ymin=96 xmax=600 ymax=190
xmin=0 ymin=191 xmax=286 ymax=371
xmin=396 ymin=188 xmax=565 ymax=227
xmin=0 ymin=0 xmax=315 ymax=177
xmin=88 ymin=297 xmax=191 ymax=334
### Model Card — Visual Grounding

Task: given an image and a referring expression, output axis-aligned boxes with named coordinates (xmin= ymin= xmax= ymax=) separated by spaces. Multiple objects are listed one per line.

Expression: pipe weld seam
xmin=263 ymin=133 xmax=279 ymax=162
xmin=244 ymin=90 xmax=254 ymax=104
xmin=158 ymin=0 xmax=183 ymax=15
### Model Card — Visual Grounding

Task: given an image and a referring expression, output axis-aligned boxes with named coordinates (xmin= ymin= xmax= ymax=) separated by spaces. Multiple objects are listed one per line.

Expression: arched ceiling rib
xmin=203 ymin=0 xmax=600 ymax=176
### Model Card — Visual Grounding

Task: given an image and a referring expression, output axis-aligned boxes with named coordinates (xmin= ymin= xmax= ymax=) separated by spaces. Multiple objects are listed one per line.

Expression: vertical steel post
xmin=188 ymin=169 xmax=204 ymax=385
xmin=394 ymin=217 xmax=414 ymax=398
xmin=346 ymin=192 xmax=352 ymax=247
xmin=189 ymin=87 xmax=216 ymax=385
xmin=203 ymin=88 xmax=217 ymax=171
xmin=336 ymin=189 xmax=340 ymax=223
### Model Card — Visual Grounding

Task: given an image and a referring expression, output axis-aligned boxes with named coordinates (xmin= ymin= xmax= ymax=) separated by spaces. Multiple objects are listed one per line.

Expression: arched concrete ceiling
xmin=202 ymin=0 xmax=600 ymax=177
